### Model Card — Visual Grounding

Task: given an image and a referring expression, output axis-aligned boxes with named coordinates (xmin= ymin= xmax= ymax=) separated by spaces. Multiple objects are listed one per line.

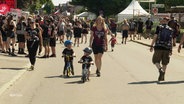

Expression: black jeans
xmin=27 ymin=40 xmax=39 ymax=65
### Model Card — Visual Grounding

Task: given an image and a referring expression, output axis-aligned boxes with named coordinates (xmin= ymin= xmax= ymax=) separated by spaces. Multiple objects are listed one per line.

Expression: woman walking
xmin=73 ymin=20 xmax=82 ymax=47
xmin=25 ymin=19 xmax=43 ymax=71
xmin=89 ymin=16 xmax=108 ymax=77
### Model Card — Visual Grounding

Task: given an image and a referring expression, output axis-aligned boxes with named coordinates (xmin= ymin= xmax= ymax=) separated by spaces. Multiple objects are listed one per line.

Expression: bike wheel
xmin=82 ymin=76 xmax=86 ymax=83
xmin=67 ymin=68 xmax=71 ymax=77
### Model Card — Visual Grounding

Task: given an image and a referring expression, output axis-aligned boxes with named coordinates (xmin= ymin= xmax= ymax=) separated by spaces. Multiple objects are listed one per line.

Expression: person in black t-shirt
xmin=145 ymin=17 xmax=153 ymax=39
xmin=62 ymin=40 xmax=75 ymax=76
xmin=137 ymin=18 xmax=144 ymax=40
xmin=73 ymin=20 xmax=82 ymax=47
xmin=16 ymin=16 xmax=27 ymax=54
xmin=40 ymin=20 xmax=50 ymax=58
xmin=78 ymin=47 xmax=93 ymax=80
xmin=48 ymin=17 xmax=56 ymax=57
xmin=25 ymin=19 xmax=43 ymax=71
xmin=0 ymin=16 xmax=7 ymax=53
xmin=150 ymin=17 xmax=173 ymax=82
xmin=81 ymin=20 xmax=89 ymax=44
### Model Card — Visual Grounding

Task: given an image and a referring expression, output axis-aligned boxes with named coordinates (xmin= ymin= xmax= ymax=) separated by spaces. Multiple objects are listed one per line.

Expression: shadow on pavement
xmin=45 ymin=75 xmax=82 ymax=79
xmin=158 ymin=80 xmax=184 ymax=85
xmin=129 ymin=80 xmax=184 ymax=85
xmin=45 ymin=75 xmax=63 ymax=79
xmin=65 ymin=80 xmax=83 ymax=84
xmin=128 ymin=81 xmax=158 ymax=85
xmin=0 ymin=67 xmax=26 ymax=70
xmin=0 ymin=54 xmax=28 ymax=58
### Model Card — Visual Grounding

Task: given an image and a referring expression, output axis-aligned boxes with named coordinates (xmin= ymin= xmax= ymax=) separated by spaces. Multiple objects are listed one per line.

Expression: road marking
xmin=0 ymin=64 xmax=30 ymax=96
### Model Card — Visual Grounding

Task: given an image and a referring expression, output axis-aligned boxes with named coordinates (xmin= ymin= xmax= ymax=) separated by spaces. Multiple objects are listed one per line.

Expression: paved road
xmin=0 ymin=38 xmax=184 ymax=104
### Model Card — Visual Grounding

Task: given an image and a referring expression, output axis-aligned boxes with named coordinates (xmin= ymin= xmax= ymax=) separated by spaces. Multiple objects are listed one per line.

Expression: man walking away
xmin=150 ymin=17 xmax=173 ymax=82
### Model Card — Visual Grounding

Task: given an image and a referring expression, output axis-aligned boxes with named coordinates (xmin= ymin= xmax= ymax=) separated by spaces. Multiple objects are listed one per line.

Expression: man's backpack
xmin=155 ymin=25 xmax=173 ymax=50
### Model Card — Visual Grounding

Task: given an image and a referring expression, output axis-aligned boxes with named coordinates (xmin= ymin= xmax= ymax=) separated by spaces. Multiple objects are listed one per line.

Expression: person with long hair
xmin=25 ymin=19 xmax=43 ymax=71
xmin=3 ymin=15 xmax=16 ymax=56
xmin=16 ymin=16 xmax=27 ymax=54
xmin=57 ymin=18 xmax=66 ymax=44
xmin=89 ymin=16 xmax=108 ymax=77
xmin=73 ymin=20 xmax=82 ymax=47
xmin=81 ymin=19 xmax=89 ymax=44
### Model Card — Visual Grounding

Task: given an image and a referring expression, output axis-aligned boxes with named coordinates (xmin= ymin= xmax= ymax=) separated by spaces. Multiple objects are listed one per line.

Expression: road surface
xmin=0 ymin=39 xmax=184 ymax=104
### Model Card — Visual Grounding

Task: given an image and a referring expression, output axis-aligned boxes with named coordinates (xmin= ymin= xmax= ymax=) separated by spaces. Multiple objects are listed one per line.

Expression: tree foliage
xmin=71 ymin=0 xmax=132 ymax=16
xmin=17 ymin=0 xmax=54 ymax=14
xmin=43 ymin=0 xmax=55 ymax=14
xmin=71 ymin=0 xmax=184 ymax=16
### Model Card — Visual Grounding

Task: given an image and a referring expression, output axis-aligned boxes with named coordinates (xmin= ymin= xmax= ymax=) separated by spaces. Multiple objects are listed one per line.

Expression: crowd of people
xmin=0 ymin=14 xmax=90 ymax=70
xmin=0 ymin=13 xmax=184 ymax=81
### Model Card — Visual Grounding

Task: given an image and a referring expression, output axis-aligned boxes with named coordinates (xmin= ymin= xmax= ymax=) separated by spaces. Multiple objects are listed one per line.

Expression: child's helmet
xmin=83 ymin=47 xmax=93 ymax=54
xmin=64 ymin=40 xmax=72 ymax=47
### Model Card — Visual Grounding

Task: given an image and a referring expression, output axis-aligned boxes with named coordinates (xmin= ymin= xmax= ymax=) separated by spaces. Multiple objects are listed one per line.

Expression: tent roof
xmin=118 ymin=0 xmax=150 ymax=16
xmin=77 ymin=12 xmax=89 ymax=17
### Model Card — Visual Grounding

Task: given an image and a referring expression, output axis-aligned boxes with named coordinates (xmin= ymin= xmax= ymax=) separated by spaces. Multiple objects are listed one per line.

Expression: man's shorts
xmin=50 ymin=38 xmax=56 ymax=47
xmin=122 ymin=30 xmax=128 ymax=38
xmin=146 ymin=29 xmax=151 ymax=34
xmin=58 ymin=31 xmax=64 ymax=36
xmin=92 ymin=45 xmax=104 ymax=54
xmin=17 ymin=34 xmax=26 ymax=42
xmin=66 ymin=32 xmax=72 ymax=38
xmin=152 ymin=50 xmax=170 ymax=65
xmin=43 ymin=38 xmax=50 ymax=47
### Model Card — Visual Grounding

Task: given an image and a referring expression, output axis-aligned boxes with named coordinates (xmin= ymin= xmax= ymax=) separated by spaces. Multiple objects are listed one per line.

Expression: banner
xmin=139 ymin=0 xmax=155 ymax=2
xmin=0 ymin=4 xmax=10 ymax=15
xmin=5 ymin=0 xmax=15 ymax=9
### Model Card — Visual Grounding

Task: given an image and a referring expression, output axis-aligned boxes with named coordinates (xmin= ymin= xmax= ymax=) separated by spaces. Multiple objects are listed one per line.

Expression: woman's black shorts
xmin=17 ymin=34 xmax=26 ymax=42
xmin=50 ymin=38 xmax=56 ymax=47
xmin=92 ymin=45 xmax=104 ymax=54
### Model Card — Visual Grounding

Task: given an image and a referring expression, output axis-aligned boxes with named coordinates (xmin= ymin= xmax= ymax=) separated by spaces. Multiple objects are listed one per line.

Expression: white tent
xmin=118 ymin=0 xmax=150 ymax=22
xmin=76 ymin=12 xmax=96 ymax=20
xmin=77 ymin=12 xmax=89 ymax=17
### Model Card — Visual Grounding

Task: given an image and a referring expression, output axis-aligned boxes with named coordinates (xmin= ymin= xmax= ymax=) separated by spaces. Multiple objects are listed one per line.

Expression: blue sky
xmin=52 ymin=0 xmax=71 ymax=6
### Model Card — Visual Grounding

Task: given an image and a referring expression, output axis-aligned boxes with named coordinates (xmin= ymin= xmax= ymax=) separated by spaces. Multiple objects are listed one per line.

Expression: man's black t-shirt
xmin=41 ymin=24 xmax=49 ymax=38
xmin=145 ymin=20 xmax=153 ymax=29
xmin=62 ymin=48 xmax=74 ymax=61
xmin=48 ymin=24 xmax=55 ymax=38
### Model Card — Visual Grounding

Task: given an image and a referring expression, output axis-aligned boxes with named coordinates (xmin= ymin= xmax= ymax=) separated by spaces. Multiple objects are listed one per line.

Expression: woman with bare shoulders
xmin=89 ymin=16 xmax=108 ymax=77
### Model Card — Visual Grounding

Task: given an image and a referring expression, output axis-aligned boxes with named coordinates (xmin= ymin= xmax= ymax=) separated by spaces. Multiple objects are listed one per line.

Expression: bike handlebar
xmin=62 ymin=55 xmax=76 ymax=58
xmin=78 ymin=61 xmax=94 ymax=65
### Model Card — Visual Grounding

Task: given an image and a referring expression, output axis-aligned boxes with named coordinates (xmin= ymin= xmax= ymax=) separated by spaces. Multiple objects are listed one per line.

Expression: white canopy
xmin=118 ymin=0 xmax=150 ymax=22
xmin=76 ymin=12 xmax=96 ymax=20
xmin=77 ymin=12 xmax=89 ymax=17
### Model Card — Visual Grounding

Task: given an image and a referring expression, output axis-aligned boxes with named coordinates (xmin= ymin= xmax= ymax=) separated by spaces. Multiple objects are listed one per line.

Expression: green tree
xmin=17 ymin=0 xmax=54 ymax=14
xmin=157 ymin=0 xmax=184 ymax=11
xmin=71 ymin=0 xmax=132 ymax=16
xmin=43 ymin=0 xmax=55 ymax=14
